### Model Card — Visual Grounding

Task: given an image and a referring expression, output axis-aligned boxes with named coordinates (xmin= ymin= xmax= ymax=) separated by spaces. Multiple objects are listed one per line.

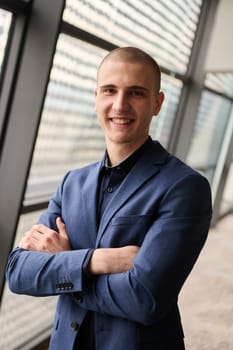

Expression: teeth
xmin=112 ymin=118 xmax=130 ymax=124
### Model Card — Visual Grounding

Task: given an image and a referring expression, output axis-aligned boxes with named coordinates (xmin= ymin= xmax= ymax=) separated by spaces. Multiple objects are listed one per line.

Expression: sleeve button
xmin=67 ymin=282 xmax=73 ymax=289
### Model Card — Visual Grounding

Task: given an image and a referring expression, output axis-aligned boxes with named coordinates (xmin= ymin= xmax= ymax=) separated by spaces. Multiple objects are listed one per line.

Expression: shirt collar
xmin=102 ymin=136 xmax=153 ymax=173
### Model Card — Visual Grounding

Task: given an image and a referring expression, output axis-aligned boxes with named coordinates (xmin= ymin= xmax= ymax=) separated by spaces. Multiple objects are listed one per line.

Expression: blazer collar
xmin=96 ymin=140 xmax=169 ymax=246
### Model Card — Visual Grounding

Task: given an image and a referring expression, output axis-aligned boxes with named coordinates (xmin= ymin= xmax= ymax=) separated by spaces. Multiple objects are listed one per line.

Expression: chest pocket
xmin=100 ymin=214 xmax=154 ymax=247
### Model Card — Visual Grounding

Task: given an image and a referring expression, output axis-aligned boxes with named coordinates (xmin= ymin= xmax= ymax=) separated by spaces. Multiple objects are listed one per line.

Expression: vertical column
xmin=168 ymin=0 xmax=219 ymax=160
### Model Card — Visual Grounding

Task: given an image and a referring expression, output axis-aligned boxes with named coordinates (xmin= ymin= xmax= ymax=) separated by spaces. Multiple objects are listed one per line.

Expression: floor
xmin=179 ymin=214 xmax=233 ymax=350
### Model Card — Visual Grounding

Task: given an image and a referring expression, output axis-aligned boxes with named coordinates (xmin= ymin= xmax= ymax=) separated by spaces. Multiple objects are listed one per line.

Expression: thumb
xmin=56 ymin=217 xmax=67 ymax=237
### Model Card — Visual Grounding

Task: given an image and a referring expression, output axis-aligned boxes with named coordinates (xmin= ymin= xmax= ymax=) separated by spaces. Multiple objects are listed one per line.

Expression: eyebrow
xmin=99 ymin=84 xmax=150 ymax=92
xmin=99 ymin=84 xmax=116 ymax=89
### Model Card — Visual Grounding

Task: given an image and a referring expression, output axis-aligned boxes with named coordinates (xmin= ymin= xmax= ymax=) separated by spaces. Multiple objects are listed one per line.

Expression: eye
xmin=105 ymin=88 xmax=115 ymax=94
xmin=129 ymin=89 xmax=145 ymax=97
xmin=101 ymin=87 xmax=116 ymax=95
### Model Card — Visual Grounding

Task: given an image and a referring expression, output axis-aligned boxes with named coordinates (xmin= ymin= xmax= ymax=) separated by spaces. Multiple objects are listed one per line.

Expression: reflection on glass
xmin=0 ymin=9 xmax=12 ymax=80
xmin=186 ymin=91 xmax=231 ymax=183
xmin=0 ymin=211 xmax=57 ymax=350
xmin=64 ymin=0 xmax=202 ymax=74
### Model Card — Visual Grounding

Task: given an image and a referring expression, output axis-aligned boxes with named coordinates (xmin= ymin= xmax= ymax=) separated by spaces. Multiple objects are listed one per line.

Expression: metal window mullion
xmin=168 ymin=0 xmax=219 ymax=159
xmin=205 ymin=86 xmax=233 ymax=102
xmin=0 ymin=0 xmax=65 ymax=298
xmin=61 ymin=21 xmax=117 ymax=52
xmin=0 ymin=14 xmax=29 ymax=155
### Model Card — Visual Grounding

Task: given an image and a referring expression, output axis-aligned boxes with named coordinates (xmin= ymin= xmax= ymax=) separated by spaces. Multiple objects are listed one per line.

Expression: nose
xmin=112 ymin=91 xmax=130 ymax=112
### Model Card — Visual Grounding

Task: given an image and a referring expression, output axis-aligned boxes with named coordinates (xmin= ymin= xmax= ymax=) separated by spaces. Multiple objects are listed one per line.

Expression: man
xmin=6 ymin=47 xmax=212 ymax=349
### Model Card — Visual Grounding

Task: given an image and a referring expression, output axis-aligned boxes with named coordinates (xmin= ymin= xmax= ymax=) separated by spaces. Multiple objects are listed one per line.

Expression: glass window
xmin=186 ymin=91 xmax=232 ymax=183
xmin=0 ymin=211 xmax=57 ymax=350
xmin=150 ymin=73 xmax=183 ymax=147
xmin=205 ymin=72 xmax=233 ymax=99
xmin=220 ymin=160 xmax=233 ymax=216
xmin=219 ymin=106 xmax=233 ymax=217
xmin=24 ymin=35 xmax=107 ymax=205
xmin=63 ymin=0 xmax=203 ymax=74
xmin=0 ymin=9 xmax=12 ymax=81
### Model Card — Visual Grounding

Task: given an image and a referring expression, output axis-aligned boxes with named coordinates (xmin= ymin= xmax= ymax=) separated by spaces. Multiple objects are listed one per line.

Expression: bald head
xmin=97 ymin=47 xmax=161 ymax=92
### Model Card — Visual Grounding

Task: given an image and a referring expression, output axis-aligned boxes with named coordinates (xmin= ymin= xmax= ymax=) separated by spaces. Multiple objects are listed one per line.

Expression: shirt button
xmin=107 ymin=187 xmax=113 ymax=193
xmin=72 ymin=292 xmax=83 ymax=303
xmin=71 ymin=321 xmax=79 ymax=331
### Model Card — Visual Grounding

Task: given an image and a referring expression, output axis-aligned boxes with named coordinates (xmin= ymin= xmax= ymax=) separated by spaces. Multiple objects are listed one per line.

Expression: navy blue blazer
xmin=6 ymin=140 xmax=212 ymax=350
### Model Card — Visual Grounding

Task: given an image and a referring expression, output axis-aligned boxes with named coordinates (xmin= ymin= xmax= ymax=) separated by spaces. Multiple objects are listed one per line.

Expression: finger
xmin=32 ymin=224 xmax=53 ymax=235
xmin=18 ymin=236 xmax=27 ymax=247
xmin=25 ymin=229 xmax=42 ymax=241
xmin=56 ymin=217 xmax=67 ymax=237
xmin=18 ymin=236 xmax=37 ymax=250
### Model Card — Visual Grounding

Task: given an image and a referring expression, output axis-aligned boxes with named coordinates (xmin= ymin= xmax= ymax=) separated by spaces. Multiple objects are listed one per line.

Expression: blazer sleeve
xmin=72 ymin=173 xmax=212 ymax=325
xmin=6 ymin=172 xmax=91 ymax=296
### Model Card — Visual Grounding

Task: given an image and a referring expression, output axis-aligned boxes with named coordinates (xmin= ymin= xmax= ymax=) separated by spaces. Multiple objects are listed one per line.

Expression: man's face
xmin=95 ymin=59 xmax=164 ymax=151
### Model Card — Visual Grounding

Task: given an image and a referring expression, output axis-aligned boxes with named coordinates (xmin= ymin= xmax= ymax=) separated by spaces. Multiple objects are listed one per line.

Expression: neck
xmin=106 ymin=145 xmax=133 ymax=166
xmin=106 ymin=139 xmax=148 ymax=166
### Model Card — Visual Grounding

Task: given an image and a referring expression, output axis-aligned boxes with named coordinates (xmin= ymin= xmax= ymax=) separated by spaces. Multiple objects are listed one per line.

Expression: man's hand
xmin=88 ymin=245 xmax=139 ymax=275
xmin=18 ymin=217 xmax=71 ymax=253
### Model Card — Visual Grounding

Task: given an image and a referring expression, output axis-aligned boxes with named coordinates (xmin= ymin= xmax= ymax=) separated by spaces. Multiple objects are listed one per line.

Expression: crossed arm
xmin=18 ymin=217 xmax=139 ymax=275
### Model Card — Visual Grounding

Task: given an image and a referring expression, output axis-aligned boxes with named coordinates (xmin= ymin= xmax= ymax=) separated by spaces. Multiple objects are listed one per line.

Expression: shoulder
xmin=150 ymin=140 xmax=211 ymax=193
xmin=152 ymin=140 xmax=205 ymax=176
xmin=67 ymin=161 xmax=101 ymax=178
xmin=167 ymin=154 xmax=210 ymax=192
xmin=56 ymin=161 xmax=102 ymax=193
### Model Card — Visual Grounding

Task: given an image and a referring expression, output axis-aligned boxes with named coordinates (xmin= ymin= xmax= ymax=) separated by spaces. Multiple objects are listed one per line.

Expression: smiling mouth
xmin=111 ymin=118 xmax=132 ymax=125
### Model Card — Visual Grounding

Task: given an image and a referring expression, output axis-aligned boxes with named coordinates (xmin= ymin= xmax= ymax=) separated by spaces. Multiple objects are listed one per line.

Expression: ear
xmin=154 ymin=91 xmax=165 ymax=115
xmin=94 ymin=88 xmax=98 ymax=111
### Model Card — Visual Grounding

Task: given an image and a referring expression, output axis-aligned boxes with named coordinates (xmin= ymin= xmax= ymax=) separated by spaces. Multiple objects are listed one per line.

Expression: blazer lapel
xmin=82 ymin=161 xmax=102 ymax=244
xmin=96 ymin=141 xmax=169 ymax=247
